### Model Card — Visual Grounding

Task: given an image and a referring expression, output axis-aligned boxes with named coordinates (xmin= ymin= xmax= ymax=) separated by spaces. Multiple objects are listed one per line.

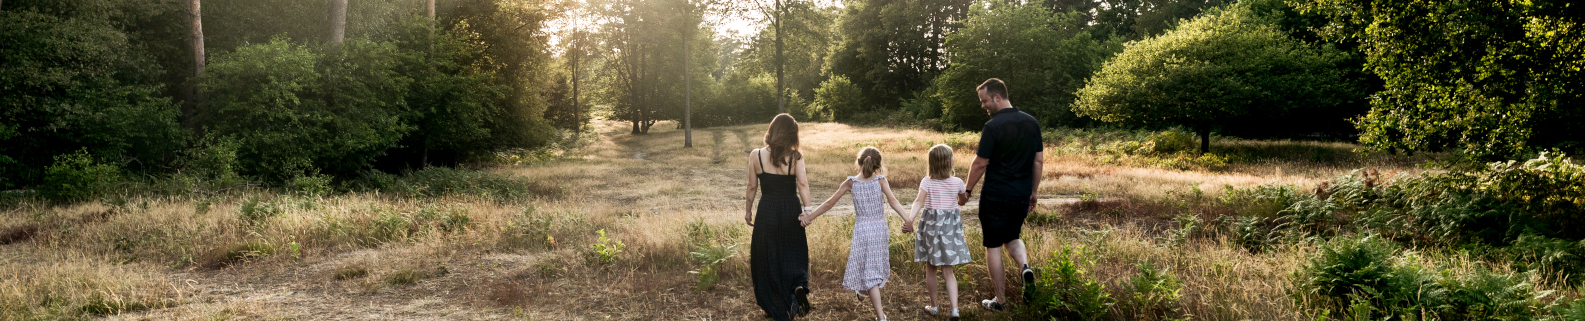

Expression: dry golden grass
xmin=0 ymin=119 xmax=1437 ymax=320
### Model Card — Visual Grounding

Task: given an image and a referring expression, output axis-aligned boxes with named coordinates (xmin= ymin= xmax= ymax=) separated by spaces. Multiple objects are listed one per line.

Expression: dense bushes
xmin=0 ymin=5 xmax=188 ymax=189
xmin=200 ymin=38 xmax=411 ymax=181
xmin=1 ymin=0 xmax=561 ymax=196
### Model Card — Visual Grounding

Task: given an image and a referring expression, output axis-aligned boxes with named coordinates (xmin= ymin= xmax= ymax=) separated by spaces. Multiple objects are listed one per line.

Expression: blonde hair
xmin=856 ymin=146 xmax=885 ymax=178
xmin=927 ymin=144 xmax=954 ymax=179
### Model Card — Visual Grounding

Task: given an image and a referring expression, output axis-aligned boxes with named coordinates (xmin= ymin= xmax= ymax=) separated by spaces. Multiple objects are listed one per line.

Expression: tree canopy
xmin=1300 ymin=0 xmax=1584 ymax=158
xmin=1073 ymin=2 xmax=1357 ymax=153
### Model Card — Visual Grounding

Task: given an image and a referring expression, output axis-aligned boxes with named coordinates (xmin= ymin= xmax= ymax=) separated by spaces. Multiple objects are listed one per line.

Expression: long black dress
xmin=752 ymin=153 xmax=810 ymax=320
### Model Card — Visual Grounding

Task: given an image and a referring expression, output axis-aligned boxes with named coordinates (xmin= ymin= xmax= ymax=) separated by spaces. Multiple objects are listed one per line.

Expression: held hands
xmin=900 ymin=219 xmax=915 ymax=234
xmin=957 ymin=192 xmax=969 ymax=206
xmin=798 ymin=210 xmax=815 ymax=227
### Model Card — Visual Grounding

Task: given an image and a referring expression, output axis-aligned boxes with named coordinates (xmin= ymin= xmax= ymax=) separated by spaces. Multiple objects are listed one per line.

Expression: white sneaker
xmin=981 ymin=299 xmax=1006 ymax=311
xmin=923 ymin=305 xmax=939 ymax=316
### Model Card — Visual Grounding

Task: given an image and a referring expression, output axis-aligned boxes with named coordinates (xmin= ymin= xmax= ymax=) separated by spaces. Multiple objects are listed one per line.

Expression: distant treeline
xmin=2 ymin=0 xmax=1580 ymax=190
xmin=2 ymin=0 xmax=558 ymax=189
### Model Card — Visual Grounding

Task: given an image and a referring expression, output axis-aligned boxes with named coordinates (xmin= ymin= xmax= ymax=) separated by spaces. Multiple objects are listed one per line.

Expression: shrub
xmin=38 ymin=149 xmax=123 ymax=202
xmin=200 ymin=38 xmax=410 ymax=182
xmin=811 ymin=75 xmax=864 ymax=122
xmin=356 ymin=167 xmax=542 ymax=202
xmin=286 ymin=173 xmax=333 ymax=197
xmin=1024 ymin=246 xmax=1114 ymax=320
xmin=587 ymin=229 xmax=625 ymax=266
xmin=1296 ymin=235 xmax=1399 ymax=303
xmin=1127 ymin=260 xmax=1183 ymax=319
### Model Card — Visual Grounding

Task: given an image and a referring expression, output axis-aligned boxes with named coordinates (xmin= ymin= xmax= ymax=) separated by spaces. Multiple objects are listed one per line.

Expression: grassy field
xmin=1 ymin=120 xmax=1453 ymax=320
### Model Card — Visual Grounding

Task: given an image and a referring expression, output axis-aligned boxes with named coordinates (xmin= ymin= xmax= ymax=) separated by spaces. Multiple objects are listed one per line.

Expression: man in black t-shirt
xmin=960 ymin=78 xmax=1044 ymax=311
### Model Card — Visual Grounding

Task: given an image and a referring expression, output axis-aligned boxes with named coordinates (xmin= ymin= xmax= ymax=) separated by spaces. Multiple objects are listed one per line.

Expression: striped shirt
xmin=918 ymin=177 xmax=965 ymax=210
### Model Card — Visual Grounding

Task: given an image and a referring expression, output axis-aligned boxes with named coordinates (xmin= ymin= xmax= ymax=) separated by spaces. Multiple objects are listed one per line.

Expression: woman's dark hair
xmin=764 ymin=113 xmax=801 ymax=168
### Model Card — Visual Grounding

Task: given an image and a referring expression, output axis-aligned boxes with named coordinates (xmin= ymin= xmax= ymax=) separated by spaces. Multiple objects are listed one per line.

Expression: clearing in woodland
xmin=2 ymin=120 xmax=1441 ymax=320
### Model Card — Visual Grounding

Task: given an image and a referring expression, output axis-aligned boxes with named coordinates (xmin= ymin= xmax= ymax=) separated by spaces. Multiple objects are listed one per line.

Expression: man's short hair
xmin=978 ymin=78 xmax=1008 ymax=100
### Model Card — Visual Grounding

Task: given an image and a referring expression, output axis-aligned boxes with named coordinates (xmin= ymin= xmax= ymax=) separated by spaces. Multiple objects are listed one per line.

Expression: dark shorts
xmin=977 ymin=196 xmax=1029 ymax=248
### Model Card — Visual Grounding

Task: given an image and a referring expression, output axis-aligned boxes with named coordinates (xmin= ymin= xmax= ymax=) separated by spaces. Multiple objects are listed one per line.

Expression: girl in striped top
xmin=910 ymin=144 xmax=972 ymax=320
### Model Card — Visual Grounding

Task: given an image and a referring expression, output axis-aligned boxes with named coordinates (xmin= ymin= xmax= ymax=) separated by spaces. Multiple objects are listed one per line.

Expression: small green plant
xmin=1159 ymin=213 xmax=1201 ymax=247
xmin=1127 ymin=260 xmax=1183 ymax=318
xmin=238 ymin=196 xmax=280 ymax=225
xmin=587 ymin=229 xmax=625 ymax=266
xmin=288 ymin=241 xmax=301 ymax=259
xmin=1024 ymin=246 xmax=1114 ymax=321
xmin=689 ymin=242 xmax=740 ymax=292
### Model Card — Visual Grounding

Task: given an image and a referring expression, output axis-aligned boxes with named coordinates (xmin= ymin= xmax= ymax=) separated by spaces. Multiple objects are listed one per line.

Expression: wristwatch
xmin=965 ymin=188 xmax=973 ymax=196
xmin=802 ymin=206 xmax=814 ymax=211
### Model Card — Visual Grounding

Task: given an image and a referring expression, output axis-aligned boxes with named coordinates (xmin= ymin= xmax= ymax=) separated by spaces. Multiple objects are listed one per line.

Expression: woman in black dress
xmin=744 ymin=113 xmax=815 ymax=320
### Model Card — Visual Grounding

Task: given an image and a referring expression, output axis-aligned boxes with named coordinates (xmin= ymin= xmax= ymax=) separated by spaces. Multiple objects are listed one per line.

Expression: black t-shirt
xmin=975 ymin=106 xmax=1043 ymax=200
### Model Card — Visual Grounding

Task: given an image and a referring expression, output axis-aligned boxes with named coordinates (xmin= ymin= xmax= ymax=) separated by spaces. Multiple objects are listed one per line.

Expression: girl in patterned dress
xmin=800 ymin=146 xmax=913 ymax=321
xmin=910 ymin=144 xmax=973 ymax=320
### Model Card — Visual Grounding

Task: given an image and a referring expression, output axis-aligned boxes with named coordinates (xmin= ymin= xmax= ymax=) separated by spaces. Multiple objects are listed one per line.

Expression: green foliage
xmin=1024 ymin=246 xmax=1114 ymax=320
xmin=827 ymin=0 xmax=970 ymax=110
xmin=355 ymin=167 xmax=543 ymax=202
xmin=1296 ymin=234 xmax=1549 ymax=320
xmin=1 ymin=5 xmax=187 ymax=188
xmin=200 ymin=38 xmax=410 ymax=182
xmin=237 ymin=196 xmax=281 ymax=225
xmin=1127 ymin=260 xmax=1183 ymax=319
xmin=931 ymin=2 xmax=1119 ymax=130
xmin=810 ymin=75 xmax=864 ymax=122
xmin=1299 ymin=0 xmax=1585 ymax=159
xmin=1074 ymin=3 xmax=1357 ymax=153
xmin=39 ymin=149 xmax=122 ymax=202
xmin=587 ymin=229 xmax=625 ymax=266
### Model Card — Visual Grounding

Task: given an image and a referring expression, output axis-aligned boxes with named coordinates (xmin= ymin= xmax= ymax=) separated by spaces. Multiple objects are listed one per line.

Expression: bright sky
xmin=545 ymin=0 xmax=842 ymax=50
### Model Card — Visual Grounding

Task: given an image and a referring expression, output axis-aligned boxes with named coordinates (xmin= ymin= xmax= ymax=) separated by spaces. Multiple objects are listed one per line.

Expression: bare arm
xmin=879 ymin=178 xmax=914 ymax=233
xmin=961 ymin=156 xmax=990 ymax=205
xmin=795 ymin=158 xmax=813 ymax=210
xmin=1030 ymin=151 xmax=1044 ymax=211
xmin=911 ymin=181 xmax=928 ymax=220
xmin=801 ymin=179 xmax=851 ymax=226
xmin=744 ymin=150 xmax=760 ymax=226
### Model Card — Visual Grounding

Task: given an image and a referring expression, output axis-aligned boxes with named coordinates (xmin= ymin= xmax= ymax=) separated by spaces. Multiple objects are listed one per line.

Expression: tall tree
xmin=329 ymin=0 xmax=347 ymax=44
xmin=749 ymin=0 xmax=796 ymax=114
xmin=930 ymin=1 xmax=1119 ymax=130
xmin=188 ymin=0 xmax=204 ymax=77
xmin=827 ymin=0 xmax=973 ymax=110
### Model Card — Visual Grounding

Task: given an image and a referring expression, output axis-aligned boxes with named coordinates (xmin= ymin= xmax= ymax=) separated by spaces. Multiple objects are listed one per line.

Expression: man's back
xmin=976 ymin=107 xmax=1043 ymax=200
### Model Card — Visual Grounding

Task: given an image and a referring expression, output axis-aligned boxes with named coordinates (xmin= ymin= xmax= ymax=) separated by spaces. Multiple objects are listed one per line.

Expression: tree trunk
xmin=329 ymin=0 xmax=347 ymax=44
xmin=571 ymin=42 xmax=581 ymax=134
xmin=773 ymin=0 xmax=786 ymax=114
xmin=186 ymin=0 xmax=206 ymax=132
xmin=1197 ymin=123 xmax=1212 ymax=155
xmin=426 ymin=0 xmax=435 ymax=20
xmin=190 ymin=0 xmax=205 ymax=77
xmin=683 ymin=25 xmax=692 ymax=148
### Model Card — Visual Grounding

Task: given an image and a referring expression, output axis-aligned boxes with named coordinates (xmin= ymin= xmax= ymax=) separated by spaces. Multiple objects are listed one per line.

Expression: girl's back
xmin=919 ymin=177 xmax=964 ymax=210
xmin=844 ymin=174 xmax=891 ymax=292
xmin=849 ymin=175 xmax=886 ymax=220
